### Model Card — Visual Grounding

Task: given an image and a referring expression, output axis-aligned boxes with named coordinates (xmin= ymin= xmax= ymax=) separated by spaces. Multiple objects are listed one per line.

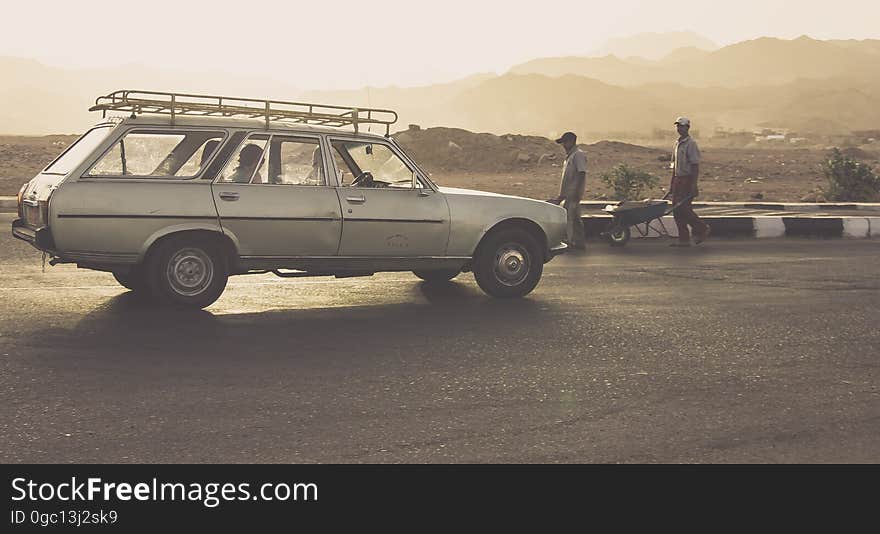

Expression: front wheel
xmin=413 ymin=269 xmax=459 ymax=283
xmin=472 ymin=228 xmax=543 ymax=298
xmin=146 ymin=237 xmax=228 ymax=309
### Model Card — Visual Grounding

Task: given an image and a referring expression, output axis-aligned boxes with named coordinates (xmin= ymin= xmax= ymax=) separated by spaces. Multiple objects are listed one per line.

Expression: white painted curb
xmin=843 ymin=218 xmax=870 ymax=238
xmin=581 ymin=201 xmax=880 ymax=211
xmin=754 ymin=218 xmax=786 ymax=238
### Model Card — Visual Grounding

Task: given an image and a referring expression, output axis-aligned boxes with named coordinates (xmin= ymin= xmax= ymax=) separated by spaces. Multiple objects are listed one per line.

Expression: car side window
xmin=87 ymin=130 xmax=225 ymax=178
xmin=266 ymin=137 xmax=325 ymax=185
xmin=217 ymin=135 xmax=324 ymax=185
xmin=331 ymin=139 xmax=417 ymax=189
xmin=217 ymin=135 xmax=270 ymax=183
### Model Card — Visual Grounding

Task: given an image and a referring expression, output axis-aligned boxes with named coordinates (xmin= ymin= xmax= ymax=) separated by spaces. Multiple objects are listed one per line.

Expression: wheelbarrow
xmin=599 ymin=194 xmax=693 ymax=246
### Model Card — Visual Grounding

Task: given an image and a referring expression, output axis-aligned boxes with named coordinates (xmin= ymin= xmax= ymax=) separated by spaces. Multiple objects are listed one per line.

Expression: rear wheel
xmin=413 ymin=269 xmax=459 ymax=283
xmin=472 ymin=228 xmax=543 ymax=298
xmin=146 ymin=236 xmax=228 ymax=309
xmin=112 ymin=266 xmax=148 ymax=292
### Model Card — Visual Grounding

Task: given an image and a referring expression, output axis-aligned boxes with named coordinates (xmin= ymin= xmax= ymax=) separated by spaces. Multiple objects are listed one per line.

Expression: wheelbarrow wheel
xmin=605 ymin=224 xmax=631 ymax=247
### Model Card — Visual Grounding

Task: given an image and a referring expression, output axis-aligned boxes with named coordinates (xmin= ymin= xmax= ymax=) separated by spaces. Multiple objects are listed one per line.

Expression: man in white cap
xmin=668 ymin=117 xmax=710 ymax=246
xmin=552 ymin=131 xmax=587 ymax=250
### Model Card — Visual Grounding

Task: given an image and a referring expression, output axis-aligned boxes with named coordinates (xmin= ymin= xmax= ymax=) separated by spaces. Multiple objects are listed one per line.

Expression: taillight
xmin=16 ymin=183 xmax=27 ymax=219
xmin=39 ymin=200 xmax=49 ymax=226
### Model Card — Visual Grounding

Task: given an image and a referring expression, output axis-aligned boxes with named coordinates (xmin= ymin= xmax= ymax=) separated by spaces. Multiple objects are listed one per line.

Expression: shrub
xmin=599 ymin=164 xmax=659 ymax=200
xmin=822 ymin=148 xmax=880 ymax=201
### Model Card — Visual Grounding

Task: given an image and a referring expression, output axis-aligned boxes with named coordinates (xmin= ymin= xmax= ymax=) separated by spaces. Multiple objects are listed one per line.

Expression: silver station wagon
xmin=13 ymin=90 xmax=568 ymax=308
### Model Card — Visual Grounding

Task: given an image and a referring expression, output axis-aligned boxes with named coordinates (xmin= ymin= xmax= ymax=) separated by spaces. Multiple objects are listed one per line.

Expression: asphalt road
xmin=1 ymin=214 xmax=878 ymax=463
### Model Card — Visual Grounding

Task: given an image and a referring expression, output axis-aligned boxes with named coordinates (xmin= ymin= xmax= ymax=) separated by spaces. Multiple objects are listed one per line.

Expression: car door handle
xmin=219 ymin=192 xmax=240 ymax=201
xmin=345 ymin=195 xmax=366 ymax=203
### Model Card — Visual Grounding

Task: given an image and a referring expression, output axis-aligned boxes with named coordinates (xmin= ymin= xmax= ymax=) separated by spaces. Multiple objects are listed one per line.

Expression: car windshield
xmin=43 ymin=125 xmax=115 ymax=175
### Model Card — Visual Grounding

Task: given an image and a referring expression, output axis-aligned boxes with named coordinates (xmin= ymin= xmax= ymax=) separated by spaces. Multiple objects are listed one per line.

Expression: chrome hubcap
xmin=494 ymin=243 xmax=530 ymax=287
xmin=167 ymin=247 xmax=213 ymax=297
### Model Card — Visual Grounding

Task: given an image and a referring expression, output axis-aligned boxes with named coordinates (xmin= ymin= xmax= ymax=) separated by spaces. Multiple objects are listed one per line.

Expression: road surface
xmin=1 ymin=214 xmax=878 ymax=462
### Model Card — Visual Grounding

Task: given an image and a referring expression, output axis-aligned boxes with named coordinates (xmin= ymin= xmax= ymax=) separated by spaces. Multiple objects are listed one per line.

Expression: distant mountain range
xmin=590 ymin=31 xmax=717 ymax=61
xmin=307 ymin=36 xmax=880 ymax=137
xmin=509 ymin=36 xmax=880 ymax=87
xmin=2 ymin=34 xmax=879 ymax=138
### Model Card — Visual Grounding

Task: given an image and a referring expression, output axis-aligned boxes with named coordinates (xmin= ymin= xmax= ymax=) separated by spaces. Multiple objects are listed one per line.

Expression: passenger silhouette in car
xmin=229 ymin=144 xmax=265 ymax=183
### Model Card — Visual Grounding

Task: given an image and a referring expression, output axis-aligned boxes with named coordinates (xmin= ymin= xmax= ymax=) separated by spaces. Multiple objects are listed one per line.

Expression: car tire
xmin=413 ymin=269 xmax=459 ymax=283
xmin=146 ymin=236 xmax=228 ymax=309
xmin=112 ymin=266 xmax=148 ymax=292
xmin=472 ymin=227 xmax=543 ymax=298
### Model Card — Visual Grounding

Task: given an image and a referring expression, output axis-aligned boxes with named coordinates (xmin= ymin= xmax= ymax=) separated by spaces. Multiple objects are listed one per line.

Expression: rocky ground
xmin=395 ymin=127 xmax=880 ymax=202
xmin=2 ymin=129 xmax=879 ymax=202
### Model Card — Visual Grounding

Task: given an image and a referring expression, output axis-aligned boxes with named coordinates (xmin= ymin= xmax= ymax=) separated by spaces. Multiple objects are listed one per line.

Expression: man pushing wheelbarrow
xmin=601 ymin=117 xmax=711 ymax=247
xmin=668 ymin=117 xmax=710 ymax=247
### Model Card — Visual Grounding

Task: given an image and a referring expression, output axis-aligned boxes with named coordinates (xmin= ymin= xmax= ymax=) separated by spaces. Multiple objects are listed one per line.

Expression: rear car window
xmin=43 ymin=126 xmax=115 ymax=175
xmin=87 ymin=130 xmax=226 ymax=179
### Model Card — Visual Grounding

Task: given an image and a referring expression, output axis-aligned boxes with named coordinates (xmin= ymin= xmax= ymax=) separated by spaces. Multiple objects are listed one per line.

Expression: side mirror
xmin=416 ymin=173 xmax=432 ymax=196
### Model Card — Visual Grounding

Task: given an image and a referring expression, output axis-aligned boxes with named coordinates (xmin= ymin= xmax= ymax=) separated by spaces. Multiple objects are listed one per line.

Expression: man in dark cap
xmin=552 ymin=131 xmax=587 ymax=250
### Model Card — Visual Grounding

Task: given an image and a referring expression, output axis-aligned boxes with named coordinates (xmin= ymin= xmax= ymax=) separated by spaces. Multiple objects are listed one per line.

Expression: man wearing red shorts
xmin=669 ymin=117 xmax=710 ymax=246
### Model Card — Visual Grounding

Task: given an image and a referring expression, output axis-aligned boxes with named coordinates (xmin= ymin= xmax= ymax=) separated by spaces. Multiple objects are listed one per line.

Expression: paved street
xmin=1 ymin=214 xmax=878 ymax=463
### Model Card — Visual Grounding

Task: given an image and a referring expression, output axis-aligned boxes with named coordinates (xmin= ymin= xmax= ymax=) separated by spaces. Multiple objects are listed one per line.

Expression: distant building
xmin=755 ymin=134 xmax=786 ymax=143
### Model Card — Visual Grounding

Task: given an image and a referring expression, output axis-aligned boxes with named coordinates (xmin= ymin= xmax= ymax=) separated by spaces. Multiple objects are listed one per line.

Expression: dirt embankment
xmin=0 ymin=135 xmax=79 ymax=194
xmin=395 ymin=127 xmax=880 ymax=202
xmin=1 ymin=129 xmax=878 ymax=202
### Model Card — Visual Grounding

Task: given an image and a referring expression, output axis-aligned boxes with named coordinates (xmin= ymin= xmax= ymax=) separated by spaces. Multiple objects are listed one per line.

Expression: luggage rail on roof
xmin=89 ymin=89 xmax=399 ymax=136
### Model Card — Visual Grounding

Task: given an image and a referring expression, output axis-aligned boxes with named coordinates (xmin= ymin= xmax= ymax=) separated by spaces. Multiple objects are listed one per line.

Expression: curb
xmin=580 ymin=201 xmax=880 ymax=212
xmin=582 ymin=215 xmax=880 ymax=239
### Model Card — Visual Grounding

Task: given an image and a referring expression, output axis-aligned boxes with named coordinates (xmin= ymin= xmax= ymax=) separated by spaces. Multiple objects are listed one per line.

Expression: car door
xmin=211 ymin=133 xmax=342 ymax=259
xmin=329 ymin=137 xmax=450 ymax=257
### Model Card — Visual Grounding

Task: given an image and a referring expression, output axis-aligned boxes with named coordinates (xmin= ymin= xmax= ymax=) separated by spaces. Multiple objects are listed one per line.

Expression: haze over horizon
xmin=4 ymin=0 xmax=880 ymax=90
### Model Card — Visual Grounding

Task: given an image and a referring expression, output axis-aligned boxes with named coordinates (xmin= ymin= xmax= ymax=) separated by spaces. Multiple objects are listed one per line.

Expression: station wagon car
xmin=13 ymin=90 xmax=568 ymax=308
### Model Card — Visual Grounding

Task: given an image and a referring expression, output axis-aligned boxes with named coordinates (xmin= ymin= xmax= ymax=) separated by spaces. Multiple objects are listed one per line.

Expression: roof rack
xmin=89 ymin=89 xmax=399 ymax=136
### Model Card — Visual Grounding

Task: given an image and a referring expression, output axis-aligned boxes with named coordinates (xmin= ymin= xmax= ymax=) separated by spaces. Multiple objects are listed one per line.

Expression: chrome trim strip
xmin=57 ymin=214 xmax=218 ymax=220
xmin=221 ymin=216 xmax=339 ymax=222
xmin=344 ymin=218 xmax=445 ymax=224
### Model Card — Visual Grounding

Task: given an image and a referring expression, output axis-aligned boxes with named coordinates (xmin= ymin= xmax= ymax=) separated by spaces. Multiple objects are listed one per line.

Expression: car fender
xmin=472 ymin=214 xmax=549 ymax=252
xmin=138 ymin=222 xmax=230 ymax=262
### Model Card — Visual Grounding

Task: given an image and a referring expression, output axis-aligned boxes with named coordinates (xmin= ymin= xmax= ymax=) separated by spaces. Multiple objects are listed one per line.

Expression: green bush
xmin=599 ymin=164 xmax=659 ymax=200
xmin=822 ymin=148 xmax=880 ymax=201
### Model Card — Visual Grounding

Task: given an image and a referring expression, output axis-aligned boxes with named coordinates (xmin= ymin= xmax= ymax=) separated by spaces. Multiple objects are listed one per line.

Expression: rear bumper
xmin=12 ymin=218 xmax=56 ymax=253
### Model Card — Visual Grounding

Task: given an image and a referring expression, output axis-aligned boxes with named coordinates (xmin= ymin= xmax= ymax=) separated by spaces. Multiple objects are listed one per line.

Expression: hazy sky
xmin=4 ymin=0 xmax=879 ymax=89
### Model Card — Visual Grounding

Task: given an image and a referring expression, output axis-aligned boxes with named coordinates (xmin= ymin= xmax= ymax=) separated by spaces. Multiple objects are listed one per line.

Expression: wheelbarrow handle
xmin=665 ymin=193 xmax=695 ymax=214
